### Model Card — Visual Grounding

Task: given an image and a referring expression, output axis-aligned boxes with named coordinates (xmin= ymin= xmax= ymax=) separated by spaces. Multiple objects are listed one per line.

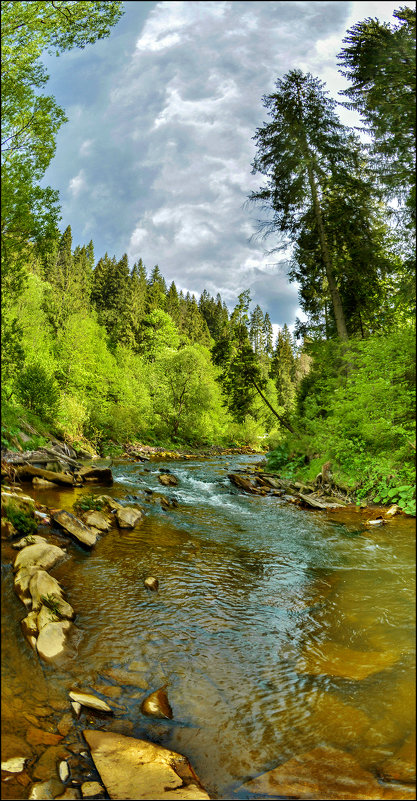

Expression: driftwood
xmin=15 ymin=464 xmax=75 ymax=486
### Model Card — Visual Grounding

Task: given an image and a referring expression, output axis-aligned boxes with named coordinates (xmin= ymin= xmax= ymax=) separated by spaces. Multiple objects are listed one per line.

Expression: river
xmin=1 ymin=454 xmax=416 ymax=799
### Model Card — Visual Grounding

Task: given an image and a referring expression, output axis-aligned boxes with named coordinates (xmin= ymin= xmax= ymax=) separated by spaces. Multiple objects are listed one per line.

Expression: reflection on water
xmin=1 ymin=456 xmax=416 ymax=799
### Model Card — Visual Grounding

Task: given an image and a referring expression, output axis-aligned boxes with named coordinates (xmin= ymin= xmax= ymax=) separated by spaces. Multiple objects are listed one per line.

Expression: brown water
xmin=1 ymin=455 xmax=416 ymax=799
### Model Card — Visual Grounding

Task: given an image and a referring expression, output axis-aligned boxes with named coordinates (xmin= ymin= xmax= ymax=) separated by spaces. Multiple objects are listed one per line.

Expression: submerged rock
xmin=144 ymin=576 xmax=159 ymax=591
xmin=69 ymin=690 xmax=112 ymax=713
xmin=53 ymin=510 xmax=98 ymax=548
xmin=380 ymin=730 xmax=416 ymax=783
xmin=296 ymin=640 xmax=400 ymax=681
xmin=28 ymin=778 xmax=64 ymax=799
xmin=82 ymin=730 xmax=210 ymax=800
xmin=140 ymin=687 xmax=173 ymax=719
xmin=238 ymin=745 xmax=388 ymax=800
xmin=59 ymin=760 xmax=70 ymax=782
xmin=32 ymin=477 xmax=58 ymax=488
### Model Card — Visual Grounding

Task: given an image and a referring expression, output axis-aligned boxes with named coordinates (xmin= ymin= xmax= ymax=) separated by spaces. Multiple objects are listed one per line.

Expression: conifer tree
xmin=166 ymin=281 xmax=180 ymax=326
xmin=249 ymin=305 xmax=265 ymax=353
xmin=263 ymin=313 xmax=274 ymax=355
xmin=250 ymin=69 xmax=368 ymax=341
xmin=338 ymin=7 xmax=416 ymax=226
xmin=146 ymin=265 xmax=167 ymax=312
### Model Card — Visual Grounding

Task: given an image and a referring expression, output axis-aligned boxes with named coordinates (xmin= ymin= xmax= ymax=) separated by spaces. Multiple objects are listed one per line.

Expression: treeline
xmin=2 ymin=223 xmax=305 ymax=449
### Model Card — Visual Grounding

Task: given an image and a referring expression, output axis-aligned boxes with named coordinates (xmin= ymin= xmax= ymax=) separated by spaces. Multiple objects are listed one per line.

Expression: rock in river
xmin=296 ymin=640 xmax=400 ymax=681
xmin=140 ymin=687 xmax=173 ymax=719
xmin=69 ymin=690 xmax=112 ymax=713
xmin=158 ymin=473 xmax=178 ymax=486
xmin=238 ymin=745 xmax=391 ymax=800
xmin=53 ymin=510 xmax=98 ymax=548
xmin=82 ymin=730 xmax=210 ymax=800
xmin=14 ymin=543 xmax=67 ymax=574
xmin=82 ymin=510 xmax=112 ymax=531
xmin=116 ymin=506 xmax=143 ymax=529
xmin=36 ymin=620 xmax=79 ymax=664
xmin=144 ymin=576 xmax=159 ymax=591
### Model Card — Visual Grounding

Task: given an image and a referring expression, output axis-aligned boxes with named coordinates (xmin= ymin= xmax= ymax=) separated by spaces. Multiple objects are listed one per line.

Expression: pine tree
xmin=263 ymin=313 xmax=274 ymax=355
xmin=146 ymin=265 xmax=167 ymax=312
xmin=166 ymin=281 xmax=180 ymax=325
xmin=249 ymin=305 xmax=265 ymax=354
xmin=129 ymin=259 xmax=147 ymax=346
xmin=250 ymin=70 xmax=368 ymax=341
xmin=338 ymin=7 xmax=416 ymax=226
xmin=271 ymin=325 xmax=296 ymax=410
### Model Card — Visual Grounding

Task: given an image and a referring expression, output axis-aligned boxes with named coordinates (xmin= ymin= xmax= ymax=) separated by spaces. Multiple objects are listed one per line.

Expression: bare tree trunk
xmin=250 ymin=376 xmax=295 ymax=434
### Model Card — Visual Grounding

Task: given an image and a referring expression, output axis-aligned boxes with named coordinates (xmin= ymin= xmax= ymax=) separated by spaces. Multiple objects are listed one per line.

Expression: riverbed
xmin=1 ymin=454 xmax=416 ymax=799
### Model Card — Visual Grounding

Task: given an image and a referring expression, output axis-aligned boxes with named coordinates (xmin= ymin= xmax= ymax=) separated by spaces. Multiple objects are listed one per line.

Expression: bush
xmin=15 ymin=362 xmax=59 ymax=419
xmin=73 ymin=493 xmax=104 ymax=514
xmin=4 ymin=506 xmax=37 ymax=536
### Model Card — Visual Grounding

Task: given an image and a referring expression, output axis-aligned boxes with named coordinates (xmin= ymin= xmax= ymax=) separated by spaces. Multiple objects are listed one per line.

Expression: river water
xmin=1 ymin=455 xmax=416 ymax=799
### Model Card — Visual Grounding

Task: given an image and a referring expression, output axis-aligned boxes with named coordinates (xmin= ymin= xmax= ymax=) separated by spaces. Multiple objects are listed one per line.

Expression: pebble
xmin=59 ymin=760 xmax=70 ymax=782
xmin=81 ymin=780 xmax=105 ymax=797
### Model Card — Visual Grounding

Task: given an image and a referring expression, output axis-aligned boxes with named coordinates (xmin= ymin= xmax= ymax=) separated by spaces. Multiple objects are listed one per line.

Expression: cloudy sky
xmin=41 ymin=0 xmax=412 ymax=332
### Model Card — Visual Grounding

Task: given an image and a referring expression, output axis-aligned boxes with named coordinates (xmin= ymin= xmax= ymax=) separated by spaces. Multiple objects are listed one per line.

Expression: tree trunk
xmin=250 ymin=376 xmax=295 ymax=434
xmin=306 ymin=162 xmax=349 ymax=341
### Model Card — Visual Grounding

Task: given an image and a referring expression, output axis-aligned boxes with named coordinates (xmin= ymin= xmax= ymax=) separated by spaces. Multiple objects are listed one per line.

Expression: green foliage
xmin=373 ymin=483 xmax=416 ymax=515
xmin=73 ymin=493 xmax=104 ymax=514
xmin=338 ymin=7 xmax=416 ymax=225
xmin=4 ymin=505 xmax=37 ymax=536
xmin=15 ymin=362 xmax=59 ymax=419
xmin=40 ymin=594 xmax=62 ymax=619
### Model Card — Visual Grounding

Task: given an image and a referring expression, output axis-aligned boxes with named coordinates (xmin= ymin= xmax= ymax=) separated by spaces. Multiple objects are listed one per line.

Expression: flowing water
xmin=1 ymin=455 xmax=416 ymax=799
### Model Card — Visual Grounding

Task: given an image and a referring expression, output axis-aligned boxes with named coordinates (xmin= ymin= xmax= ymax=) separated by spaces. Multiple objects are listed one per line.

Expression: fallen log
xmin=15 ymin=464 xmax=75 ymax=486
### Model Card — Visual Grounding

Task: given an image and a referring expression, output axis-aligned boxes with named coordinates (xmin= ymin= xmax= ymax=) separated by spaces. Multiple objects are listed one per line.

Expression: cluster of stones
xmin=228 ymin=470 xmax=402 ymax=519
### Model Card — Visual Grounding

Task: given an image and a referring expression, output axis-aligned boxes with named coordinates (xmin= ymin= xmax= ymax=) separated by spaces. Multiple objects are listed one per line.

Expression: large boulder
xmin=14 ymin=566 xmax=40 ymax=608
xmin=82 ymin=730 xmax=210 ymax=800
xmin=53 ymin=510 xmax=98 ymax=548
xmin=116 ymin=506 xmax=143 ymax=529
xmin=28 ymin=569 xmax=63 ymax=610
xmin=14 ymin=543 xmax=67 ymax=574
xmin=76 ymin=466 xmax=113 ymax=484
xmin=36 ymin=620 xmax=79 ymax=664
xmin=12 ymin=535 xmax=48 ymax=549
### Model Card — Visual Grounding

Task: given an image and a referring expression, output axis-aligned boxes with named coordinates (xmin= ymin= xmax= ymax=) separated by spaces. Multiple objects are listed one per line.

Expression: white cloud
xmin=68 ymin=170 xmax=86 ymax=197
xmin=44 ymin=0 xmax=415 ymax=330
xmin=80 ymin=139 xmax=94 ymax=156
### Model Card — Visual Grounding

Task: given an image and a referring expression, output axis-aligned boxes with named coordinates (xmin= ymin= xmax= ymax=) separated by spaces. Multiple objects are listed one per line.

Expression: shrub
xmin=15 ymin=362 xmax=59 ymax=419
xmin=4 ymin=506 xmax=37 ymax=536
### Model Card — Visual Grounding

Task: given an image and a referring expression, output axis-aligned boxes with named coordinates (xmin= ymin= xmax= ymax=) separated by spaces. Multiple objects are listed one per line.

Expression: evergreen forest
xmin=1 ymin=2 xmax=415 ymax=514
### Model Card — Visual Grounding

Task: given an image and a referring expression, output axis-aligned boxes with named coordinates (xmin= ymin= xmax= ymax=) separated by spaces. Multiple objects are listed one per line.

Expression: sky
xmin=41 ymin=0 xmax=413 ymax=334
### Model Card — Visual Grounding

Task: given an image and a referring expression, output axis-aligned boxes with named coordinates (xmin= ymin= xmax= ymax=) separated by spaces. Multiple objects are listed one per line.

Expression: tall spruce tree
xmin=250 ymin=69 xmax=372 ymax=341
xmin=338 ymin=7 xmax=416 ymax=227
